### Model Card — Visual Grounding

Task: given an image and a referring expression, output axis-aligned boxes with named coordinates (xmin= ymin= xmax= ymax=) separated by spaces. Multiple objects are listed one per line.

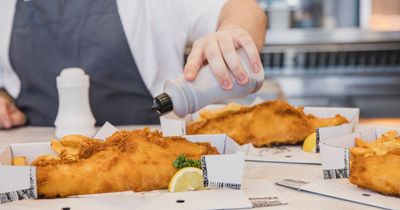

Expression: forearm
xmin=217 ymin=0 xmax=267 ymax=50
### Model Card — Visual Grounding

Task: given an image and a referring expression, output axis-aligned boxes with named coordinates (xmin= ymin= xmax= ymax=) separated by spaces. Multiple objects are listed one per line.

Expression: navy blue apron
xmin=9 ymin=0 xmax=159 ymax=126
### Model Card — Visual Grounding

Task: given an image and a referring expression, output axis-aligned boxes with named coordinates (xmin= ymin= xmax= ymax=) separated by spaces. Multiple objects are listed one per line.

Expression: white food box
xmin=0 ymin=123 xmax=251 ymax=209
xmin=160 ymin=102 xmax=359 ymax=164
xmin=2 ymin=179 xmax=287 ymax=210
xmin=277 ymin=127 xmax=400 ymax=209
xmin=2 ymin=190 xmax=251 ymax=210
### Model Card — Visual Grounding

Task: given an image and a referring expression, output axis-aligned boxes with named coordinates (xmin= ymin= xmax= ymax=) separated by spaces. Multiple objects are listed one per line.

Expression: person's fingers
xmin=184 ymin=41 xmax=205 ymax=81
xmin=0 ymin=99 xmax=12 ymax=129
xmin=9 ymin=103 xmax=26 ymax=127
xmin=234 ymin=32 xmax=262 ymax=73
xmin=218 ymin=35 xmax=248 ymax=85
xmin=204 ymin=38 xmax=233 ymax=90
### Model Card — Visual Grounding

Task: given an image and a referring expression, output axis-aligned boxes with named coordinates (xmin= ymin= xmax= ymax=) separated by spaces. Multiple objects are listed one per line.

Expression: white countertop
xmin=1 ymin=124 xmax=397 ymax=210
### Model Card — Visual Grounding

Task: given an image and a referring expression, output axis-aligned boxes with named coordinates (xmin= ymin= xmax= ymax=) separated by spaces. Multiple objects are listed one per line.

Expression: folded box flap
xmin=318 ymin=121 xmax=356 ymax=144
xmin=184 ymin=134 xmax=245 ymax=189
xmin=323 ymin=132 xmax=360 ymax=149
xmin=313 ymin=107 xmax=359 ymax=152
xmin=201 ymin=152 xmax=245 ymax=190
xmin=224 ymin=136 xmax=244 ymax=154
xmin=160 ymin=115 xmax=186 ymax=136
xmin=320 ymin=143 xmax=349 ymax=171
xmin=93 ymin=121 xmax=119 ymax=140
xmin=0 ymin=146 xmax=12 ymax=165
xmin=0 ymin=166 xmax=37 ymax=203
xmin=320 ymin=133 xmax=361 ymax=179
xmin=10 ymin=142 xmax=54 ymax=165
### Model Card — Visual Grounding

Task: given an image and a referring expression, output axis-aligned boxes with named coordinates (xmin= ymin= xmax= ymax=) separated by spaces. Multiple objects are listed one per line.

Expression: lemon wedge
xmin=302 ymin=132 xmax=317 ymax=153
xmin=168 ymin=167 xmax=204 ymax=192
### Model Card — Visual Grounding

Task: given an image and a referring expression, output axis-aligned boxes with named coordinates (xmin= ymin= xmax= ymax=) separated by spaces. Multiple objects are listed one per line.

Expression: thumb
xmin=9 ymin=103 xmax=26 ymax=127
xmin=0 ymin=101 xmax=12 ymax=129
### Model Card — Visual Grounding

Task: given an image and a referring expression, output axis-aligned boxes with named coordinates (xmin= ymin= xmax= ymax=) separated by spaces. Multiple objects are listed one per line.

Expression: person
xmin=0 ymin=0 xmax=266 ymax=129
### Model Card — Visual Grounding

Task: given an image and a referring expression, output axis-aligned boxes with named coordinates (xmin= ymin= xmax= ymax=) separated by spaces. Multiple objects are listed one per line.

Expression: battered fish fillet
xmin=32 ymin=128 xmax=219 ymax=198
xmin=350 ymin=130 xmax=400 ymax=196
xmin=187 ymin=100 xmax=348 ymax=147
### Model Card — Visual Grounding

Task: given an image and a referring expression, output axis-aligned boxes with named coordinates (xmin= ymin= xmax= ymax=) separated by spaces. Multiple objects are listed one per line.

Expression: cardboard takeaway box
xmin=1 ymin=179 xmax=288 ymax=210
xmin=0 ymin=123 xmax=252 ymax=210
xmin=277 ymin=127 xmax=400 ymax=209
xmin=161 ymin=103 xmax=360 ymax=164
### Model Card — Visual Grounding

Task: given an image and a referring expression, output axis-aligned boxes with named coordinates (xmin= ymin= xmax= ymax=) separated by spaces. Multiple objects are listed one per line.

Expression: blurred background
xmin=252 ymin=0 xmax=400 ymax=118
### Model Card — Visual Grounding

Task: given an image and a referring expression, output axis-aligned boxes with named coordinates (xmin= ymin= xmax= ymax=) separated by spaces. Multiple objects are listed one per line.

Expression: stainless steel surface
xmin=259 ymin=29 xmax=400 ymax=118
xmin=265 ymin=28 xmax=400 ymax=46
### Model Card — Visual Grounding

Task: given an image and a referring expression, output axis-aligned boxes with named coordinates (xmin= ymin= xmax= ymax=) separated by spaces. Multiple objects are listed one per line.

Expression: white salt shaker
xmin=54 ymin=68 xmax=96 ymax=138
xmin=152 ymin=48 xmax=265 ymax=117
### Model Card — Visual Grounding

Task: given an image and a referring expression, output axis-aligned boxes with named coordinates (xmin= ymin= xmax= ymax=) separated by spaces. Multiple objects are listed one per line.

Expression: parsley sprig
xmin=173 ymin=154 xmax=201 ymax=169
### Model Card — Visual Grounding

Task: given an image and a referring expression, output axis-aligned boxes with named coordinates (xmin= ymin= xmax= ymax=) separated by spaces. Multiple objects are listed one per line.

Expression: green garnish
xmin=173 ymin=154 xmax=201 ymax=169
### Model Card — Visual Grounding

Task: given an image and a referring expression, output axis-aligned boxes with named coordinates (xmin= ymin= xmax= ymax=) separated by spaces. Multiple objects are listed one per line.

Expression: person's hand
xmin=0 ymin=93 xmax=26 ymax=129
xmin=184 ymin=26 xmax=262 ymax=90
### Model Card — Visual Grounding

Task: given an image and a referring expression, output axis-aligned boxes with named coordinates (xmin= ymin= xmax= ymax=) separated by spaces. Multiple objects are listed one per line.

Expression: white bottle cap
xmin=57 ymin=67 xmax=89 ymax=88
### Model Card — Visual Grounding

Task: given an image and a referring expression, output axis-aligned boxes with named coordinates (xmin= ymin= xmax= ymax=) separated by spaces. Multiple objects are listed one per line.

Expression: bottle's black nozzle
xmin=152 ymin=93 xmax=173 ymax=115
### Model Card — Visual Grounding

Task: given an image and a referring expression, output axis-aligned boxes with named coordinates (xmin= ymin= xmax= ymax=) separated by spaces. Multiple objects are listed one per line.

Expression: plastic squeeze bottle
xmin=152 ymin=48 xmax=264 ymax=117
xmin=54 ymin=68 xmax=96 ymax=138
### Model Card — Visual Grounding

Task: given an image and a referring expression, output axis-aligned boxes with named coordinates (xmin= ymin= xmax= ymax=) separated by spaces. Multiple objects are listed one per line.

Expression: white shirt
xmin=0 ymin=0 xmax=228 ymax=98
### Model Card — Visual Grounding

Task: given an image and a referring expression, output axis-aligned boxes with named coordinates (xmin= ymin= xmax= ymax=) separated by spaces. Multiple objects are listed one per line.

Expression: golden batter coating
xmin=32 ymin=128 xmax=219 ymax=198
xmin=350 ymin=130 xmax=400 ymax=196
xmin=187 ymin=100 xmax=348 ymax=147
